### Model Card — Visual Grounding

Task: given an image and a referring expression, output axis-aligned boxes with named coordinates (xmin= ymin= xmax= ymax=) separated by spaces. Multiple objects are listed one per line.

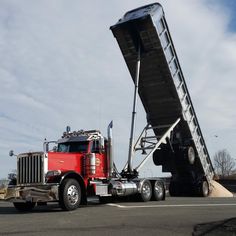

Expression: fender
xmin=59 ymin=171 xmax=83 ymax=183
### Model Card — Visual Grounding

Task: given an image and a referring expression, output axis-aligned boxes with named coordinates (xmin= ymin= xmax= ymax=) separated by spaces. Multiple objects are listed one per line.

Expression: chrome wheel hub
xmin=155 ymin=182 xmax=163 ymax=197
xmin=67 ymin=185 xmax=79 ymax=205
xmin=142 ymin=182 xmax=151 ymax=198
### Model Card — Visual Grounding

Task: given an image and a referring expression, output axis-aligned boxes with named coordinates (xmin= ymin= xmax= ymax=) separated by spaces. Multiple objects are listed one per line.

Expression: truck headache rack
xmin=111 ymin=3 xmax=214 ymax=182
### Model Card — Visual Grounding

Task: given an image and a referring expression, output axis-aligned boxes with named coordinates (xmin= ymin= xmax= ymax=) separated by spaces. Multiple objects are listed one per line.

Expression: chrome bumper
xmin=4 ymin=184 xmax=59 ymax=203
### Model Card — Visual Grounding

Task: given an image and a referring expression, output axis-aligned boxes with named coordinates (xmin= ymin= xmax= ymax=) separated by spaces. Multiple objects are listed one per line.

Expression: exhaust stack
xmin=107 ymin=121 xmax=113 ymax=178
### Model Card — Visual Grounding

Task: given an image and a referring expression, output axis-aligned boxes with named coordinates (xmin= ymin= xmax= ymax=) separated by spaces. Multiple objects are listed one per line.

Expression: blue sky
xmin=219 ymin=0 xmax=236 ymax=31
xmin=0 ymin=0 xmax=236 ymax=178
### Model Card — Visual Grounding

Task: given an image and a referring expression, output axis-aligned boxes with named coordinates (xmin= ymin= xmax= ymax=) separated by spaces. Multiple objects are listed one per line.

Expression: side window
xmin=91 ymin=140 xmax=100 ymax=153
xmin=69 ymin=142 xmax=88 ymax=153
xmin=58 ymin=144 xmax=69 ymax=152
xmin=57 ymin=142 xmax=89 ymax=153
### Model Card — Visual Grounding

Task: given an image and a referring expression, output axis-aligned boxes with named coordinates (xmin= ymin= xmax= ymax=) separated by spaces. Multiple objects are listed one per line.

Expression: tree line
xmin=213 ymin=149 xmax=235 ymax=178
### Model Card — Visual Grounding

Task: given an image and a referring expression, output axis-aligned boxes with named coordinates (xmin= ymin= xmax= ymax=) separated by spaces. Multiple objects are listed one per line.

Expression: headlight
xmin=45 ymin=170 xmax=62 ymax=178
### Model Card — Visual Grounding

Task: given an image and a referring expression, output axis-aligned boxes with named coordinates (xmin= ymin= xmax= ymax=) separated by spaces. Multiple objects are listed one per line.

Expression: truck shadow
xmin=0 ymin=203 xmax=62 ymax=214
xmin=0 ymin=202 xmax=103 ymax=215
xmin=0 ymin=196 xmax=145 ymax=214
xmin=193 ymin=218 xmax=236 ymax=235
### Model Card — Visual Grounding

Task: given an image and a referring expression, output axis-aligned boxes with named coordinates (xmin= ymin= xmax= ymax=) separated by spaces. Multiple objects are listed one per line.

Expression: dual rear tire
xmin=138 ymin=180 xmax=165 ymax=202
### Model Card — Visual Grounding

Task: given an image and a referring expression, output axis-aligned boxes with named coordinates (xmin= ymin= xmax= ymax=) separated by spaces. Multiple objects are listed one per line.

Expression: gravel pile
xmin=209 ymin=180 xmax=233 ymax=197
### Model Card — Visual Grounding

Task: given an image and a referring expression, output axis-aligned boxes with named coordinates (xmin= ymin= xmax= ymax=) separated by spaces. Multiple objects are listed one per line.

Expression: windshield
xmin=57 ymin=141 xmax=89 ymax=153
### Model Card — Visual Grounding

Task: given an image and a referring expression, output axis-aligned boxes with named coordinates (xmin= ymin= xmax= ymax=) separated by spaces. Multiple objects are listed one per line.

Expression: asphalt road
xmin=0 ymin=197 xmax=236 ymax=236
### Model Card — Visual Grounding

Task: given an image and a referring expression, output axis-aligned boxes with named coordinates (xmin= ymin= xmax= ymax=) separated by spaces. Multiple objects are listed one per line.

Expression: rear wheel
xmin=59 ymin=178 xmax=81 ymax=211
xmin=13 ymin=202 xmax=36 ymax=212
xmin=138 ymin=180 xmax=152 ymax=202
xmin=198 ymin=180 xmax=209 ymax=197
xmin=152 ymin=180 xmax=165 ymax=201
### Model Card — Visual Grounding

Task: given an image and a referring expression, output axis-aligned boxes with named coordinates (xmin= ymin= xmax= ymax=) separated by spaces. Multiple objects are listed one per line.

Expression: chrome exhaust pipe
xmin=107 ymin=121 xmax=113 ymax=178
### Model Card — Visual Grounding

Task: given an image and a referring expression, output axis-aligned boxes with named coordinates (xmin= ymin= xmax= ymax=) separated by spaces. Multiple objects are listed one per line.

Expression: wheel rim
xmin=154 ymin=181 xmax=163 ymax=198
xmin=67 ymin=185 xmax=79 ymax=205
xmin=142 ymin=182 xmax=151 ymax=199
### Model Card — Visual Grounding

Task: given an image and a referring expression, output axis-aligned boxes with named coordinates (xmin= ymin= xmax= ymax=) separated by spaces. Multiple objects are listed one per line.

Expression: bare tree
xmin=213 ymin=149 xmax=235 ymax=177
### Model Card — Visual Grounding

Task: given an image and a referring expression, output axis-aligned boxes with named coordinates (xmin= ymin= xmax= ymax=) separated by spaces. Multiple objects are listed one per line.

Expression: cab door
xmin=90 ymin=140 xmax=107 ymax=178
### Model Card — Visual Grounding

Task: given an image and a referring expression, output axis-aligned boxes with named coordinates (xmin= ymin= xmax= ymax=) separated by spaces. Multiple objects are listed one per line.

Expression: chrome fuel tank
xmin=110 ymin=180 xmax=138 ymax=196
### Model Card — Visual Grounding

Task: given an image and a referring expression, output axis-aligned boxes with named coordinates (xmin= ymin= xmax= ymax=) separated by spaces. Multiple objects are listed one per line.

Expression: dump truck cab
xmin=47 ymin=129 xmax=109 ymax=180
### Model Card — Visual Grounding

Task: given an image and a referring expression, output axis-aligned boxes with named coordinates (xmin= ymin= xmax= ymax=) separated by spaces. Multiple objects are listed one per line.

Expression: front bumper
xmin=4 ymin=184 xmax=59 ymax=203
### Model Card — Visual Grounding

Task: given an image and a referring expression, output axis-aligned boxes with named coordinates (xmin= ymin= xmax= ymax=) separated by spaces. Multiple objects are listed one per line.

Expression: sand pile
xmin=0 ymin=187 xmax=6 ymax=200
xmin=209 ymin=180 xmax=233 ymax=197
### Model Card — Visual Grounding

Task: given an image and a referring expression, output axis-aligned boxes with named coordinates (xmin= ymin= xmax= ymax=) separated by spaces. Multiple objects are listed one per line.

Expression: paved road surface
xmin=0 ymin=197 xmax=236 ymax=235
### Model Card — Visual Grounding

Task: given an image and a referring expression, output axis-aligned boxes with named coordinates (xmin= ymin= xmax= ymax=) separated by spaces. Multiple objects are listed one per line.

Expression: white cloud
xmin=0 ymin=0 xmax=235 ymax=178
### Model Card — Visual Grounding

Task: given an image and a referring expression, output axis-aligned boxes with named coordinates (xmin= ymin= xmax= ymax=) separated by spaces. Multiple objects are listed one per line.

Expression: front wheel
xmin=59 ymin=178 xmax=81 ymax=211
xmin=13 ymin=202 xmax=36 ymax=212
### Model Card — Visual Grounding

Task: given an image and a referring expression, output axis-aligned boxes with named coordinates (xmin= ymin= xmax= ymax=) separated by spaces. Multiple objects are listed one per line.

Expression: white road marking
xmin=107 ymin=203 xmax=236 ymax=209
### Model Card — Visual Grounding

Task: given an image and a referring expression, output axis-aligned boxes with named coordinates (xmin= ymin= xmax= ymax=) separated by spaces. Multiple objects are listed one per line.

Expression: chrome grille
xmin=17 ymin=152 xmax=44 ymax=185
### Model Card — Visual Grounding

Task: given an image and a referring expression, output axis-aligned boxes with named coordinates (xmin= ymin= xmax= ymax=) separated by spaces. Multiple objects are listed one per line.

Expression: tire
xmin=59 ymin=178 xmax=81 ymax=211
xmin=151 ymin=180 xmax=165 ymax=201
xmin=138 ymin=180 xmax=152 ymax=202
xmin=198 ymin=180 xmax=209 ymax=197
xmin=186 ymin=146 xmax=195 ymax=165
xmin=13 ymin=202 xmax=36 ymax=212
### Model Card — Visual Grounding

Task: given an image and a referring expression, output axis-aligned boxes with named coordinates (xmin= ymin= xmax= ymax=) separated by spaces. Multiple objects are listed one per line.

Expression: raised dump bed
xmin=111 ymin=3 xmax=215 ymax=196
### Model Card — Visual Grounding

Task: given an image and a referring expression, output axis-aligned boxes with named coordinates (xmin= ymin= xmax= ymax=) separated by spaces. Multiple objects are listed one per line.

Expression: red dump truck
xmin=5 ymin=3 xmax=214 ymax=211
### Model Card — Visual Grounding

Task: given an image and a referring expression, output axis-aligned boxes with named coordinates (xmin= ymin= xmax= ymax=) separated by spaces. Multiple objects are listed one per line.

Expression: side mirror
xmin=43 ymin=141 xmax=57 ymax=152
xmin=9 ymin=150 xmax=15 ymax=157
